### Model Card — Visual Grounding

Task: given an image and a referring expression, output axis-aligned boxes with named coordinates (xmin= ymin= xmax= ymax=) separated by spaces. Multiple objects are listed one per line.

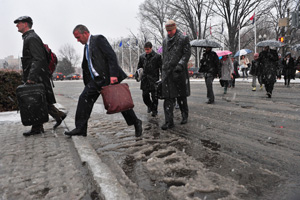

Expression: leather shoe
xmin=206 ymin=100 xmax=214 ymax=104
xmin=64 ymin=128 xmax=87 ymax=137
xmin=151 ymin=111 xmax=158 ymax=117
xmin=53 ymin=113 xmax=67 ymax=129
xmin=161 ymin=123 xmax=175 ymax=130
xmin=134 ymin=119 xmax=143 ymax=137
xmin=23 ymin=128 xmax=44 ymax=137
xmin=180 ymin=118 xmax=188 ymax=124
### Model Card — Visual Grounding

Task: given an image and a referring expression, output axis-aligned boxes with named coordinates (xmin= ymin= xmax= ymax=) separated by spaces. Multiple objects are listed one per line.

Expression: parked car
xmin=65 ymin=73 xmax=81 ymax=80
xmin=52 ymin=72 xmax=65 ymax=81
xmin=188 ymin=67 xmax=203 ymax=78
xmin=295 ymin=71 xmax=300 ymax=79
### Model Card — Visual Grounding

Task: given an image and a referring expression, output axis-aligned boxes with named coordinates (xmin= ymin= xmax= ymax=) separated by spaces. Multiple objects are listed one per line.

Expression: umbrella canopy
xmin=157 ymin=46 xmax=162 ymax=54
xmin=256 ymin=40 xmax=286 ymax=48
xmin=234 ymin=49 xmax=252 ymax=57
xmin=291 ymin=44 xmax=300 ymax=51
xmin=190 ymin=39 xmax=221 ymax=48
xmin=216 ymin=50 xmax=232 ymax=57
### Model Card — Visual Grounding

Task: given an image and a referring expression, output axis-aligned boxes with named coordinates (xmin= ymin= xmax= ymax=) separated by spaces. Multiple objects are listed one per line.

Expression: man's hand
xmin=26 ymin=80 xmax=35 ymax=84
xmin=110 ymin=77 xmax=118 ymax=84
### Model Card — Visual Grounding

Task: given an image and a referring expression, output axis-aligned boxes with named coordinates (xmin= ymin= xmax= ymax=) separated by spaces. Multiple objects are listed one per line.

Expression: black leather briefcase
xmin=16 ymin=83 xmax=49 ymax=126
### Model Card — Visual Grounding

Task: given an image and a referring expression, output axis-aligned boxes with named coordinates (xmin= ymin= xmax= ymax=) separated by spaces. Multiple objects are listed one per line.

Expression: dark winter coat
xmin=232 ymin=59 xmax=240 ymax=78
xmin=199 ymin=50 xmax=220 ymax=78
xmin=21 ymin=29 xmax=56 ymax=104
xmin=82 ymin=35 xmax=127 ymax=86
xmin=282 ymin=57 xmax=295 ymax=78
xmin=250 ymin=59 xmax=261 ymax=76
xmin=161 ymin=30 xmax=191 ymax=99
xmin=137 ymin=51 xmax=162 ymax=91
xmin=258 ymin=49 xmax=279 ymax=84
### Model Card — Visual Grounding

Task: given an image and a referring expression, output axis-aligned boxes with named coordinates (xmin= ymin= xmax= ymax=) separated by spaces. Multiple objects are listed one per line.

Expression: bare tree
xmin=58 ymin=44 xmax=80 ymax=68
xmin=213 ymin=0 xmax=263 ymax=53
xmin=138 ymin=0 xmax=177 ymax=42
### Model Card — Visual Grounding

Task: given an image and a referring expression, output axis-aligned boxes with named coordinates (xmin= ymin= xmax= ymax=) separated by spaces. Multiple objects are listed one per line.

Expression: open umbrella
xmin=291 ymin=44 xmax=300 ymax=51
xmin=216 ymin=50 xmax=232 ymax=57
xmin=234 ymin=49 xmax=252 ymax=57
xmin=190 ymin=39 xmax=221 ymax=48
xmin=256 ymin=40 xmax=286 ymax=48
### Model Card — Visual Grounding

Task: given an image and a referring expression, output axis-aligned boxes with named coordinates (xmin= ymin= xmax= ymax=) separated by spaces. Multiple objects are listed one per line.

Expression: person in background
xmin=250 ymin=53 xmax=263 ymax=91
xmin=282 ymin=52 xmax=295 ymax=87
xmin=199 ymin=47 xmax=220 ymax=104
xmin=65 ymin=24 xmax=142 ymax=137
xmin=14 ymin=16 xmax=67 ymax=136
xmin=160 ymin=20 xmax=191 ymax=130
xmin=231 ymin=57 xmax=240 ymax=88
xmin=136 ymin=41 xmax=162 ymax=117
xmin=258 ymin=46 xmax=279 ymax=98
xmin=220 ymin=55 xmax=233 ymax=94
xmin=239 ymin=55 xmax=250 ymax=80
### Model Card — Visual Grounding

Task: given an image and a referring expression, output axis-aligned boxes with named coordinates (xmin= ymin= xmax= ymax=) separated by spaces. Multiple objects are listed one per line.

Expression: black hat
xmin=14 ymin=16 xmax=33 ymax=24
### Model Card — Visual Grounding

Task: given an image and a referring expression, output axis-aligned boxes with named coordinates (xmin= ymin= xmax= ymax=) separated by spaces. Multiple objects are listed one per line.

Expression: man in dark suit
xmin=136 ymin=41 xmax=162 ymax=117
xmin=65 ymin=24 xmax=142 ymax=137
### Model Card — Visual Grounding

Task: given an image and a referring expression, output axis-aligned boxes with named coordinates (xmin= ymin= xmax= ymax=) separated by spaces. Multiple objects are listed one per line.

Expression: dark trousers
xmin=265 ymin=82 xmax=274 ymax=94
xmin=142 ymin=90 xmax=158 ymax=112
xmin=231 ymin=78 xmax=236 ymax=87
xmin=75 ymin=79 xmax=138 ymax=132
xmin=163 ymin=98 xmax=176 ymax=124
xmin=177 ymin=96 xmax=188 ymax=119
xmin=205 ymin=76 xmax=215 ymax=102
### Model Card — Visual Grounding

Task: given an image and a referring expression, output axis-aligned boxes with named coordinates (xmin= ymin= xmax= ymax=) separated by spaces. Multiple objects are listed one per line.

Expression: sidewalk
xmin=0 ymin=106 xmax=130 ymax=199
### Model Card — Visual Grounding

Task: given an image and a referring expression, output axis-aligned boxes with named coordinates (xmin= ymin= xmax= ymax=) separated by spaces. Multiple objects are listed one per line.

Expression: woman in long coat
xmin=220 ymin=55 xmax=233 ymax=94
xmin=282 ymin=52 xmax=295 ymax=87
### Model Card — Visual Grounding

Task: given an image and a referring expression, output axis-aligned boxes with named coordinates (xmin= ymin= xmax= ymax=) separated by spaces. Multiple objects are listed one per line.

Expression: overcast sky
xmin=0 ymin=0 xmax=143 ymax=59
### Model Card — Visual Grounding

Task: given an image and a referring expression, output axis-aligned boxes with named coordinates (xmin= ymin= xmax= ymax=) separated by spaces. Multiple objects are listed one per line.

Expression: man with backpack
xmin=14 ymin=16 xmax=66 ymax=136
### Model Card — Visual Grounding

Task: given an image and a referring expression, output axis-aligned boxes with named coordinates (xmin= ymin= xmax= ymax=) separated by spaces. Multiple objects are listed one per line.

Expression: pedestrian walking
xmin=136 ymin=42 xmax=162 ymax=117
xmin=231 ymin=57 xmax=240 ymax=88
xmin=161 ymin=20 xmax=191 ymax=130
xmin=199 ymin=47 xmax=220 ymax=104
xmin=239 ymin=55 xmax=250 ymax=80
xmin=250 ymin=53 xmax=263 ymax=91
xmin=258 ymin=46 xmax=279 ymax=98
xmin=282 ymin=52 xmax=295 ymax=87
xmin=219 ymin=55 xmax=233 ymax=94
xmin=14 ymin=16 xmax=67 ymax=136
xmin=65 ymin=24 xmax=142 ymax=137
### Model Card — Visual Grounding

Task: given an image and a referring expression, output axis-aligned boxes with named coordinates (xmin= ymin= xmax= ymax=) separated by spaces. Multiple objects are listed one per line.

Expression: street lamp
xmin=258 ymin=34 xmax=267 ymax=41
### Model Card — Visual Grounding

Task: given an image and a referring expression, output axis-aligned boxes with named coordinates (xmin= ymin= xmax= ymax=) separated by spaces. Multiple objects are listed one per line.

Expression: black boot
xmin=23 ymin=124 xmax=44 ymax=136
xmin=53 ymin=113 xmax=67 ymax=129
xmin=64 ymin=128 xmax=87 ymax=137
xmin=161 ymin=122 xmax=175 ymax=130
xmin=134 ymin=119 xmax=143 ymax=137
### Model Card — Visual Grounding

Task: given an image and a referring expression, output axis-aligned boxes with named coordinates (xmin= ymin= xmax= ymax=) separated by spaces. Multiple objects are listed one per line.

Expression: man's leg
xmin=65 ymin=80 xmax=101 ymax=136
xmin=150 ymin=90 xmax=158 ymax=116
xmin=142 ymin=90 xmax=152 ymax=113
xmin=205 ymin=76 xmax=215 ymax=103
xmin=161 ymin=98 xmax=175 ymax=130
xmin=121 ymin=109 xmax=143 ymax=137
xmin=177 ymin=96 xmax=188 ymax=124
xmin=48 ymin=104 xmax=67 ymax=129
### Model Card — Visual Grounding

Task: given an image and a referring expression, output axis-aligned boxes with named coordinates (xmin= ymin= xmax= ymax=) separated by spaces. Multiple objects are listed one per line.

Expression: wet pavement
xmin=1 ymin=78 xmax=300 ymax=200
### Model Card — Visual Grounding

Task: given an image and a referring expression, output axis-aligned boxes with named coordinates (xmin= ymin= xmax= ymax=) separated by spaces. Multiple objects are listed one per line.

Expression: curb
xmin=63 ymin=114 xmax=131 ymax=200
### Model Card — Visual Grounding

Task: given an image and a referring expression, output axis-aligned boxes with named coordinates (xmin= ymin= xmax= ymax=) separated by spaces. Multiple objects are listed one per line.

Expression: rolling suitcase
xmin=16 ymin=83 xmax=49 ymax=126
xmin=101 ymin=83 xmax=134 ymax=114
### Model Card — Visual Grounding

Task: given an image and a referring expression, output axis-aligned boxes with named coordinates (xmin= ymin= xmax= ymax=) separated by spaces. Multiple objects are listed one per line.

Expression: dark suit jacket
xmin=82 ymin=35 xmax=127 ymax=86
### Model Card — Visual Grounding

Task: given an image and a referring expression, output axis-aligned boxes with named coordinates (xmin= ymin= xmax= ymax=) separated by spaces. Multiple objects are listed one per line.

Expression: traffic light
xmin=278 ymin=37 xmax=284 ymax=42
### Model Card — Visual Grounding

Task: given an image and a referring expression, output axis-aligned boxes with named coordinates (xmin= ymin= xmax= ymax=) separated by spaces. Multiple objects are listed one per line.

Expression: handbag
xmin=101 ymin=83 xmax=134 ymax=114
